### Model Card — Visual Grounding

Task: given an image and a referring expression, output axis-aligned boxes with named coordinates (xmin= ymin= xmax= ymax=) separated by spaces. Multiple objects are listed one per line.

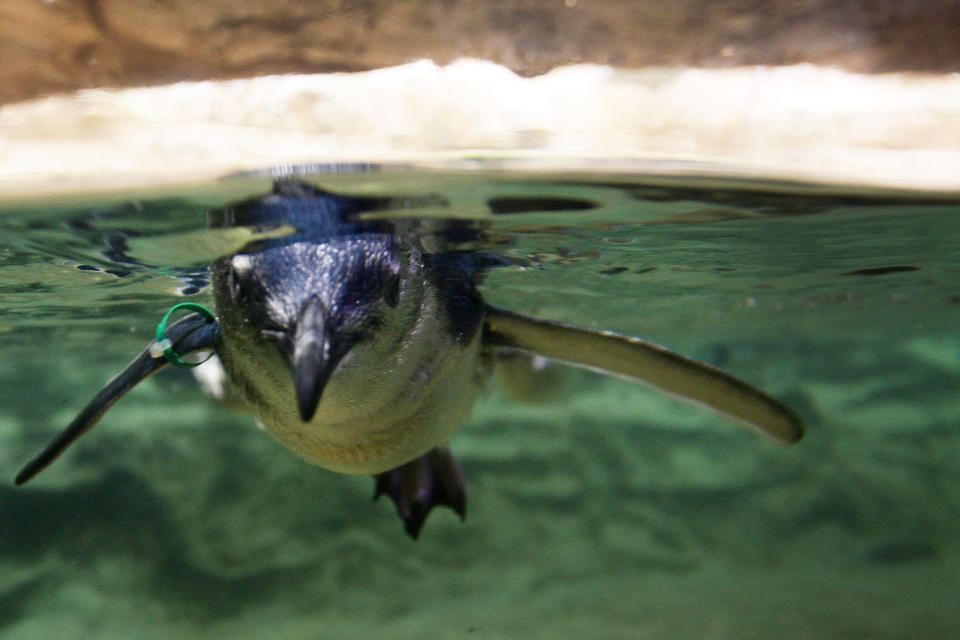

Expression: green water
xmin=0 ymin=169 xmax=958 ymax=638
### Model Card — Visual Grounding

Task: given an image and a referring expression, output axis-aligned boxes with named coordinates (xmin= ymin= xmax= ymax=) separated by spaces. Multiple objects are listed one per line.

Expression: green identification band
xmin=154 ymin=302 xmax=217 ymax=367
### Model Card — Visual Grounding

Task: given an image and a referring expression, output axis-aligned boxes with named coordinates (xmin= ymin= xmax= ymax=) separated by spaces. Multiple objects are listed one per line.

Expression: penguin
xmin=15 ymin=180 xmax=803 ymax=538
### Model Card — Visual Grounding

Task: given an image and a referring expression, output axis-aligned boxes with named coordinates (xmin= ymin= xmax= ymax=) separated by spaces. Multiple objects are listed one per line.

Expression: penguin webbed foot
xmin=373 ymin=446 xmax=466 ymax=539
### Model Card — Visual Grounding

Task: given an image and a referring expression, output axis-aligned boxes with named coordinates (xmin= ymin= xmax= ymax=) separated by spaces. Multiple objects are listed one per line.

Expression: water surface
xmin=1 ymin=168 xmax=958 ymax=638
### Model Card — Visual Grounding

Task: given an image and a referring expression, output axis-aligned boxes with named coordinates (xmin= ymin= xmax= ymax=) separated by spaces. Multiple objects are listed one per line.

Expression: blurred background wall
xmin=3 ymin=0 xmax=959 ymax=103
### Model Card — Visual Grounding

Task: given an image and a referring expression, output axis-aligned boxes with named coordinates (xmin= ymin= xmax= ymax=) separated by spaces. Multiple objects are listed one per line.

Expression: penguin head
xmin=217 ymin=236 xmax=403 ymax=422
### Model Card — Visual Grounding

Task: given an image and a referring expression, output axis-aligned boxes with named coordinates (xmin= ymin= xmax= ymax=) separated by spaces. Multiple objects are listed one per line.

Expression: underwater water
xmin=0 ymin=167 xmax=958 ymax=639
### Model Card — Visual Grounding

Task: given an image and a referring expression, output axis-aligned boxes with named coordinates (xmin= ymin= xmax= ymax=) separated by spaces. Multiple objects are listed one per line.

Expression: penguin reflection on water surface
xmin=16 ymin=180 xmax=803 ymax=538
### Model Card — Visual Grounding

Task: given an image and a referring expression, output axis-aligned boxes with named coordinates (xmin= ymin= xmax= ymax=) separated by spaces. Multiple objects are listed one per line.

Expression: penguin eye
xmin=227 ymin=255 xmax=254 ymax=303
xmin=383 ymin=272 xmax=400 ymax=308
xmin=227 ymin=267 xmax=244 ymax=301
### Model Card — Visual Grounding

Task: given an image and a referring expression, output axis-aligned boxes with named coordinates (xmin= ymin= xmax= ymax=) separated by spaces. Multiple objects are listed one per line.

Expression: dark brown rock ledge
xmin=2 ymin=0 xmax=959 ymax=104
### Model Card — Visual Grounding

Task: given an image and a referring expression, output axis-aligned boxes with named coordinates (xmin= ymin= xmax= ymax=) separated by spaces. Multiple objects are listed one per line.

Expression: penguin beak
xmin=287 ymin=296 xmax=351 ymax=422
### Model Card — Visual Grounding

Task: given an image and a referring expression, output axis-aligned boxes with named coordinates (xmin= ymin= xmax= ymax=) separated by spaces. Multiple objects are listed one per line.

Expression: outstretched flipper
xmin=373 ymin=446 xmax=467 ymax=539
xmin=483 ymin=305 xmax=803 ymax=444
xmin=15 ymin=312 xmax=220 ymax=485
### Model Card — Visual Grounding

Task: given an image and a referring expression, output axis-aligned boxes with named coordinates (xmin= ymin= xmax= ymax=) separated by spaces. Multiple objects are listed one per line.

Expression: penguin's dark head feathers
xmin=219 ymin=235 xmax=403 ymax=420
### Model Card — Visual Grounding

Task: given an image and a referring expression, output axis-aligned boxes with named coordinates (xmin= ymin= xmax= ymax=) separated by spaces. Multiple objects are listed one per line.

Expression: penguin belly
xmin=265 ymin=328 xmax=486 ymax=474
xmin=215 ymin=293 xmax=488 ymax=475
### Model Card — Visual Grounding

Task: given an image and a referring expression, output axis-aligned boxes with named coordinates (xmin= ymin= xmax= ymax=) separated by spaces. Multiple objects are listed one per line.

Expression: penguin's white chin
xmin=271 ymin=317 xmax=486 ymax=474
